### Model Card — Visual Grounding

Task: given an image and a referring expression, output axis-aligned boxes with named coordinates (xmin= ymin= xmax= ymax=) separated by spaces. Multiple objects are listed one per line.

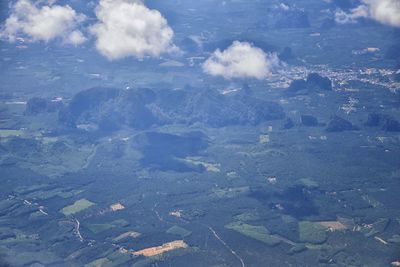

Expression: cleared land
xmin=132 ymin=240 xmax=188 ymax=257
xmin=60 ymin=199 xmax=95 ymax=216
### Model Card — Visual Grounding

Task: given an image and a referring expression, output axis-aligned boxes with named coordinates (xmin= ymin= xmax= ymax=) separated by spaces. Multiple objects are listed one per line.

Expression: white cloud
xmin=66 ymin=30 xmax=87 ymax=46
xmin=335 ymin=5 xmax=369 ymax=24
xmin=90 ymin=0 xmax=175 ymax=60
xmin=335 ymin=0 xmax=400 ymax=27
xmin=202 ymin=41 xmax=281 ymax=80
xmin=0 ymin=0 xmax=86 ymax=45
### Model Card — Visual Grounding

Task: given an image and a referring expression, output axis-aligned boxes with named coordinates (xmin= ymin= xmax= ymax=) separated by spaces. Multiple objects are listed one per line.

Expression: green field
xmin=60 ymin=199 xmax=95 ymax=216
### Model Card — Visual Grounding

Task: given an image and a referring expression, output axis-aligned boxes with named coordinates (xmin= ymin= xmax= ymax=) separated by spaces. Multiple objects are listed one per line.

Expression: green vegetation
xmin=0 ymin=1 xmax=399 ymax=266
xmin=26 ymin=188 xmax=83 ymax=200
xmin=1 ymin=136 xmax=97 ymax=177
xmin=225 ymin=222 xmax=281 ymax=246
xmin=0 ymin=229 xmax=37 ymax=245
xmin=84 ymin=257 xmax=111 ymax=267
xmin=0 ymin=129 xmax=23 ymax=138
xmin=298 ymin=221 xmax=327 ymax=244
xmin=86 ymin=219 xmax=130 ymax=234
xmin=234 ymin=211 xmax=260 ymax=222
xmin=289 ymin=244 xmax=308 ymax=254
xmin=14 ymin=184 xmax=51 ymax=194
xmin=167 ymin=225 xmax=192 ymax=238
xmin=299 ymin=177 xmax=319 ymax=189
xmin=388 ymin=235 xmax=400 ymax=244
xmin=5 ymin=251 xmax=61 ymax=266
xmin=60 ymin=199 xmax=95 ymax=216
xmin=106 ymin=250 xmax=133 ymax=266
xmin=361 ymin=218 xmax=389 ymax=237
xmin=213 ymin=186 xmax=249 ymax=199
xmin=86 ymin=224 xmax=114 ymax=234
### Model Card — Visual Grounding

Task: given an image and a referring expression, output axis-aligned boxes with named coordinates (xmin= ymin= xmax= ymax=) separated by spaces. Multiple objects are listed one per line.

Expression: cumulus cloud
xmin=90 ymin=0 xmax=175 ymax=60
xmin=0 ymin=0 xmax=86 ymax=45
xmin=202 ymin=41 xmax=281 ymax=80
xmin=335 ymin=0 xmax=400 ymax=27
xmin=335 ymin=5 xmax=369 ymax=24
xmin=66 ymin=30 xmax=87 ymax=46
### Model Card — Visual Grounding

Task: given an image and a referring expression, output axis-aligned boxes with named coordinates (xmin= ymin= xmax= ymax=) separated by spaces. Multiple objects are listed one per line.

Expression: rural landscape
xmin=0 ymin=0 xmax=400 ymax=266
